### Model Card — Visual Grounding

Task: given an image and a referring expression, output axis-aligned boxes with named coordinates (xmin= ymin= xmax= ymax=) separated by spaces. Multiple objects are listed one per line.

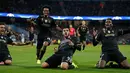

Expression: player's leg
xmin=115 ymin=50 xmax=130 ymax=69
xmin=41 ymin=62 xmax=50 ymax=68
xmin=120 ymin=60 xmax=130 ymax=68
xmin=0 ymin=61 xmax=4 ymax=65
xmin=3 ymin=53 xmax=12 ymax=65
xmin=82 ymin=35 xmax=87 ymax=50
xmin=39 ymin=38 xmax=51 ymax=60
xmin=79 ymin=36 xmax=83 ymax=50
xmin=39 ymin=41 xmax=49 ymax=60
xmin=4 ymin=60 xmax=12 ymax=65
xmin=36 ymin=38 xmax=44 ymax=64
xmin=0 ymin=55 xmax=4 ymax=65
xmin=80 ymin=36 xmax=85 ymax=51
xmin=96 ymin=52 xmax=108 ymax=69
xmin=60 ymin=62 xmax=69 ymax=70
xmin=41 ymin=54 xmax=61 ymax=68
xmin=60 ymin=56 xmax=70 ymax=70
xmin=97 ymin=60 xmax=106 ymax=68
xmin=82 ymin=40 xmax=86 ymax=50
xmin=60 ymin=55 xmax=76 ymax=70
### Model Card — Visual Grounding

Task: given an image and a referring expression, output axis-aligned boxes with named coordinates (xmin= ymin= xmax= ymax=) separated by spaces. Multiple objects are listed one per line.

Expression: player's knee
xmin=41 ymin=62 xmax=49 ymax=68
xmin=121 ymin=63 xmax=130 ymax=69
xmin=0 ymin=61 xmax=4 ymax=65
xmin=97 ymin=60 xmax=106 ymax=69
xmin=97 ymin=63 xmax=105 ymax=69
xmin=60 ymin=62 xmax=69 ymax=70
xmin=120 ymin=60 xmax=130 ymax=69
xmin=4 ymin=60 xmax=12 ymax=65
xmin=43 ymin=42 xmax=49 ymax=46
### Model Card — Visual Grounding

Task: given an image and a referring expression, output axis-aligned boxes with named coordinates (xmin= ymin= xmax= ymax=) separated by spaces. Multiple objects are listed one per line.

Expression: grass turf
xmin=0 ymin=45 xmax=130 ymax=73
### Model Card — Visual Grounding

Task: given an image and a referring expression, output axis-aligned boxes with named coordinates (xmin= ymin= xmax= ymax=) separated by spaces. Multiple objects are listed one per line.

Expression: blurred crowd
xmin=0 ymin=0 xmax=130 ymax=16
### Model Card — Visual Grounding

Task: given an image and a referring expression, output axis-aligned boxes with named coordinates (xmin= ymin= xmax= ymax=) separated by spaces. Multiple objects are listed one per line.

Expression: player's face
xmin=105 ymin=20 xmax=112 ymax=28
xmin=81 ymin=21 xmax=86 ymax=27
xmin=0 ymin=25 xmax=5 ymax=33
xmin=43 ymin=8 xmax=49 ymax=16
xmin=69 ymin=25 xmax=72 ymax=28
xmin=30 ymin=27 xmax=34 ymax=31
xmin=63 ymin=28 xmax=70 ymax=37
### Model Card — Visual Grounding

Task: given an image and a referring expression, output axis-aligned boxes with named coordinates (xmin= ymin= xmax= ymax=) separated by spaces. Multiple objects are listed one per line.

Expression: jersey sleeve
xmin=35 ymin=16 xmax=41 ymax=26
xmin=77 ymin=26 xmax=80 ymax=33
xmin=6 ymin=37 xmax=13 ymax=44
xmin=86 ymin=27 xmax=89 ymax=32
xmin=51 ymin=18 xmax=56 ymax=28
xmin=72 ymin=37 xmax=81 ymax=51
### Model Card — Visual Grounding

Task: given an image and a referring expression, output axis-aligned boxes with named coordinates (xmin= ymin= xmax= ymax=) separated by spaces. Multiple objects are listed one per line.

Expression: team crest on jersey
xmin=108 ymin=30 xmax=110 ymax=33
xmin=81 ymin=27 xmax=86 ymax=31
xmin=45 ymin=20 xmax=48 ymax=23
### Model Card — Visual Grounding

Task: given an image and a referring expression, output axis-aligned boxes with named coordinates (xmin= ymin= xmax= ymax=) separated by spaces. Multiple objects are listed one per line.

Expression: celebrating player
xmin=41 ymin=27 xmax=81 ymax=70
xmin=30 ymin=5 xmax=61 ymax=64
xmin=93 ymin=18 xmax=130 ymax=69
xmin=0 ymin=22 xmax=28 ymax=65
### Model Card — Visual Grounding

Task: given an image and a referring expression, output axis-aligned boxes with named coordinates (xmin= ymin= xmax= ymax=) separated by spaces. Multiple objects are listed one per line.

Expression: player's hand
xmin=76 ymin=43 xmax=82 ymax=51
xmin=68 ymin=40 xmax=74 ymax=46
xmin=12 ymin=42 xmax=18 ymax=45
xmin=93 ymin=30 xmax=97 ymax=36
xmin=54 ymin=47 xmax=57 ymax=53
xmin=77 ymin=34 xmax=80 ymax=37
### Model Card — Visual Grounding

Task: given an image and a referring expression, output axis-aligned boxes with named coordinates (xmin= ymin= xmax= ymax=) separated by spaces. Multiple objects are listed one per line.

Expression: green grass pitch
xmin=0 ymin=45 xmax=130 ymax=73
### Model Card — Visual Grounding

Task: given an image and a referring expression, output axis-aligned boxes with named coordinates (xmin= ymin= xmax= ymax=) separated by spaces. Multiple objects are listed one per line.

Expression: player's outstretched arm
xmin=76 ymin=27 xmax=80 ymax=37
xmin=56 ymin=25 xmax=62 ymax=31
xmin=9 ymin=41 xmax=31 ymax=46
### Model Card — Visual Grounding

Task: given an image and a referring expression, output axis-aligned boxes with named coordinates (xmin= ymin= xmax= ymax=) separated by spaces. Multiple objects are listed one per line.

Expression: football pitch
xmin=0 ymin=45 xmax=130 ymax=73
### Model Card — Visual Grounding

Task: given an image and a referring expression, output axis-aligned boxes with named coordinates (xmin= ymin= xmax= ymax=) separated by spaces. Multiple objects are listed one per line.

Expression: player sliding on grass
xmin=0 ymin=22 xmax=30 ymax=65
xmin=41 ymin=27 xmax=81 ymax=70
xmin=93 ymin=18 xmax=130 ymax=69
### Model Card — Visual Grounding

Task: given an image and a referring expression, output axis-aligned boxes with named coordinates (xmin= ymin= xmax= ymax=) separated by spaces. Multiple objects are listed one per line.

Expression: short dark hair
xmin=63 ymin=25 xmax=69 ymax=29
xmin=106 ymin=18 xmax=112 ymax=20
xmin=0 ymin=22 xmax=6 ymax=25
xmin=42 ymin=5 xmax=51 ymax=11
